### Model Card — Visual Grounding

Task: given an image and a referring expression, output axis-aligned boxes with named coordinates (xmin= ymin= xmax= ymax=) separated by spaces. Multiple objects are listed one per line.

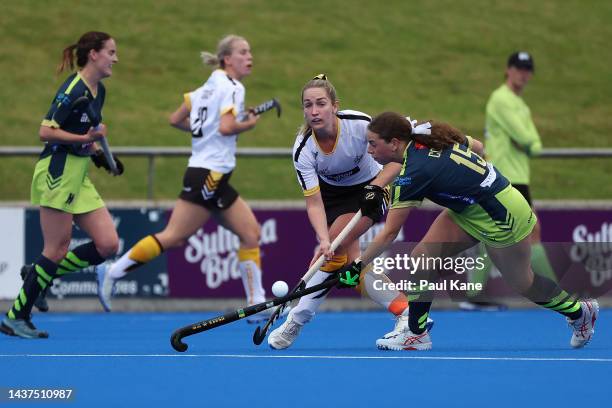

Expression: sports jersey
xmin=184 ymin=69 xmax=245 ymax=173
xmin=390 ymin=137 xmax=510 ymax=213
xmin=293 ymin=110 xmax=382 ymax=196
xmin=40 ymin=72 xmax=105 ymax=157
xmin=485 ymin=83 xmax=542 ymax=184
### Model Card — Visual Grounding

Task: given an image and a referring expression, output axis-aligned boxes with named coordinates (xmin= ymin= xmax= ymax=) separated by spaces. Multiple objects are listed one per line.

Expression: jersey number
xmin=192 ymin=107 xmax=208 ymax=138
xmin=450 ymin=143 xmax=487 ymax=175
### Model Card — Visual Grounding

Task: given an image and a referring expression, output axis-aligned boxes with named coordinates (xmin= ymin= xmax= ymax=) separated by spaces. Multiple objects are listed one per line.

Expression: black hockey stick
xmin=70 ymin=96 xmax=120 ymax=175
xmin=252 ymin=211 xmax=363 ymax=345
xmin=238 ymin=98 xmax=281 ymax=121
xmin=170 ymin=275 xmax=339 ymax=352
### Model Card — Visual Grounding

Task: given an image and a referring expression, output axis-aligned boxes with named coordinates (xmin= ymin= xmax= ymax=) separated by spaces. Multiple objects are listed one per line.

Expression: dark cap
xmin=507 ymin=51 xmax=535 ymax=72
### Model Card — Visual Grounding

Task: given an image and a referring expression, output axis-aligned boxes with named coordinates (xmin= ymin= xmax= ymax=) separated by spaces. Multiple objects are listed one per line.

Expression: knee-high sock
xmin=56 ymin=241 xmax=107 ymax=276
xmin=531 ymin=243 xmax=558 ymax=282
xmin=405 ymin=268 xmax=438 ymax=334
xmin=7 ymin=256 xmax=57 ymax=320
xmin=407 ymin=290 xmax=434 ymax=334
xmin=523 ymin=273 xmax=582 ymax=319
xmin=290 ymin=270 xmax=335 ymax=325
xmin=361 ymin=271 xmax=409 ymax=316
xmin=238 ymin=247 xmax=265 ymax=304
xmin=290 ymin=254 xmax=347 ymax=325
xmin=108 ymin=235 xmax=163 ymax=279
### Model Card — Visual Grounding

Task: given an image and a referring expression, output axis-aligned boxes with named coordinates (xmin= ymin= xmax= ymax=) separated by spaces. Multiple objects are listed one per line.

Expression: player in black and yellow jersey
xmin=268 ymin=75 xmax=432 ymax=350
xmin=1 ymin=32 xmax=123 ymax=339
xmin=337 ymin=112 xmax=598 ymax=350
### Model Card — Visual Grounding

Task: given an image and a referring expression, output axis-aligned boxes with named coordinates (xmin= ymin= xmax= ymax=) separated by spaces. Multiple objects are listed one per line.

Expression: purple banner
xmin=168 ymin=210 xmax=319 ymax=298
xmin=167 ymin=207 xmax=612 ymax=299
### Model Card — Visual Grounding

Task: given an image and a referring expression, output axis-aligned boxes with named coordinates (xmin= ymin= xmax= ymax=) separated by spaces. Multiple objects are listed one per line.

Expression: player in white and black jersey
xmin=97 ymin=35 xmax=270 ymax=321
xmin=268 ymin=75 xmax=433 ymax=349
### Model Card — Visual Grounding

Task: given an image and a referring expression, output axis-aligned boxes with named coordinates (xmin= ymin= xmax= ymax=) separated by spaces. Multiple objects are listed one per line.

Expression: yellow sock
xmin=129 ymin=235 xmax=163 ymax=264
xmin=108 ymin=235 xmax=163 ymax=279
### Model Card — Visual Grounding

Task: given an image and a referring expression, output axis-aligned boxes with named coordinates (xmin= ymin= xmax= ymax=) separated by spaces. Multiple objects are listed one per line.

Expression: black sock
xmin=523 ymin=273 xmax=582 ymax=320
xmin=408 ymin=298 xmax=433 ymax=334
xmin=56 ymin=241 xmax=106 ymax=276
xmin=8 ymin=256 xmax=57 ymax=320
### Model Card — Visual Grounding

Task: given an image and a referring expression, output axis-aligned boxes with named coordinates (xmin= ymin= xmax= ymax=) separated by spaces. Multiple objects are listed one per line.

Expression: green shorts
xmin=30 ymin=151 xmax=104 ymax=214
xmin=448 ymin=185 xmax=536 ymax=248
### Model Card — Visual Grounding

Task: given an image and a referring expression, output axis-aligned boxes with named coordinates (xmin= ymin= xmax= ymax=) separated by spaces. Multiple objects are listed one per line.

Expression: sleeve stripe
xmin=303 ymin=185 xmax=320 ymax=196
xmin=64 ymin=74 xmax=82 ymax=96
xmin=220 ymin=106 xmax=236 ymax=116
xmin=183 ymin=93 xmax=192 ymax=111
xmin=296 ymin=169 xmax=307 ymax=190
xmin=41 ymin=119 xmax=60 ymax=128
xmin=293 ymin=129 xmax=312 ymax=162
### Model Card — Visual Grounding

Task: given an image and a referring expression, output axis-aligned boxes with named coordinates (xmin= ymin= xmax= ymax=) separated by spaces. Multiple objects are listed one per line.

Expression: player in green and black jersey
xmin=1 ymin=32 xmax=123 ymax=339
xmin=336 ymin=112 xmax=598 ymax=351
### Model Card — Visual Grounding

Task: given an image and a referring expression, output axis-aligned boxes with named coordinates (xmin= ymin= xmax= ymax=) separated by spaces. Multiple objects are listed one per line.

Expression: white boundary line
xmin=1 ymin=354 xmax=611 ymax=362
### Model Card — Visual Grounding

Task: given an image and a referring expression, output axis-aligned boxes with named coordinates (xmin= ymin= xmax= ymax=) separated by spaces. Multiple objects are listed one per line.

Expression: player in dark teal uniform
xmin=1 ymin=32 xmax=123 ymax=339
xmin=336 ymin=112 xmax=598 ymax=350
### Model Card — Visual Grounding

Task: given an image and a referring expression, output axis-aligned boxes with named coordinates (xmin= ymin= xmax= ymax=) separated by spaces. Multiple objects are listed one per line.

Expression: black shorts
xmin=179 ymin=167 xmax=239 ymax=211
xmin=319 ymin=178 xmax=373 ymax=225
xmin=512 ymin=184 xmax=532 ymax=206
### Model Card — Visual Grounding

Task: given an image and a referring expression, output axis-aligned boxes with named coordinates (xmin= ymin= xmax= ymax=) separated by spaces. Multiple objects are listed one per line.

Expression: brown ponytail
xmin=57 ymin=44 xmax=78 ymax=73
xmin=368 ymin=112 xmax=467 ymax=150
xmin=56 ymin=31 xmax=112 ymax=74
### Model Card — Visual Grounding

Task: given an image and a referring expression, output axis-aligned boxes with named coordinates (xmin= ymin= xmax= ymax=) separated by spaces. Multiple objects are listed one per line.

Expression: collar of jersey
xmin=76 ymin=71 xmax=98 ymax=98
xmin=312 ymin=118 xmax=340 ymax=155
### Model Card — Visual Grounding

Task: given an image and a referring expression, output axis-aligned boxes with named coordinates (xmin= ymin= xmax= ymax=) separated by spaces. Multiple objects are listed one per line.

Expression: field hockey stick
xmin=238 ymin=98 xmax=282 ymax=121
xmin=71 ymin=96 xmax=120 ymax=175
xmin=170 ymin=275 xmax=340 ymax=352
xmin=252 ymin=210 xmax=363 ymax=345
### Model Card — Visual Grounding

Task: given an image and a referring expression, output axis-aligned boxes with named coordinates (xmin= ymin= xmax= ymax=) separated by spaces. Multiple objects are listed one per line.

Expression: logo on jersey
xmin=55 ymin=93 xmax=71 ymax=106
xmin=437 ymin=192 xmax=476 ymax=205
xmin=80 ymin=113 xmax=90 ymax=123
xmin=321 ymin=166 xmax=360 ymax=183
xmin=394 ymin=176 xmax=412 ymax=186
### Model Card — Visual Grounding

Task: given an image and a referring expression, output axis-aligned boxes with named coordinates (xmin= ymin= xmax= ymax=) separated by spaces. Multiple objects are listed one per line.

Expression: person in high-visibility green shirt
xmin=460 ymin=51 xmax=556 ymax=311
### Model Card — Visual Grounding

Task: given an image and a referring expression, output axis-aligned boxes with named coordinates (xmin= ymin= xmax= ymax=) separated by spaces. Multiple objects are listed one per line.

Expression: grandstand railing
xmin=2 ymin=146 xmax=611 ymax=199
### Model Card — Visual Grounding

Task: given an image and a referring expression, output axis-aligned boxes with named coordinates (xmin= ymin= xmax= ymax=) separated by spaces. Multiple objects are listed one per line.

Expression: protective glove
xmin=337 ymin=260 xmax=362 ymax=288
xmin=359 ymin=184 xmax=388 ymax=222
xmin=91 ymin=149 xmax=124 ymax=175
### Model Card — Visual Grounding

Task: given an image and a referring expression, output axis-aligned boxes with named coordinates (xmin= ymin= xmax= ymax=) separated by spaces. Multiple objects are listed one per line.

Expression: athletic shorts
xmin=30 ymin=151 xmax=104 ymax=214
xmin=319 ymin=178 xmax=373 ymax=225
xmin=512 ymin=184 xmax=532 ymax=206
xmin=448 ymin=184 xmax=536 ymax=248
xmin=179 ymin=167 xmax=239 ymax=211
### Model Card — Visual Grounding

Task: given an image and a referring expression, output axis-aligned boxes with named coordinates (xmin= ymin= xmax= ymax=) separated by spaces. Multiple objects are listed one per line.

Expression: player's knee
xmin=96 ymin=236 xmax=120 ymax=258
xmin=240 ymin=223 xmax=261 ymax=247
xmin=44 ymin=240 xmax=71 ymax=262
xmin=44 ymin=247 xmax=69 ymax=263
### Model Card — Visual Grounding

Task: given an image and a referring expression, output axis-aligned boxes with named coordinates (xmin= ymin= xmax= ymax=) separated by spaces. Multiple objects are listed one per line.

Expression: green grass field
xmin=1 ymin=0 xmax=611 ymax=200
